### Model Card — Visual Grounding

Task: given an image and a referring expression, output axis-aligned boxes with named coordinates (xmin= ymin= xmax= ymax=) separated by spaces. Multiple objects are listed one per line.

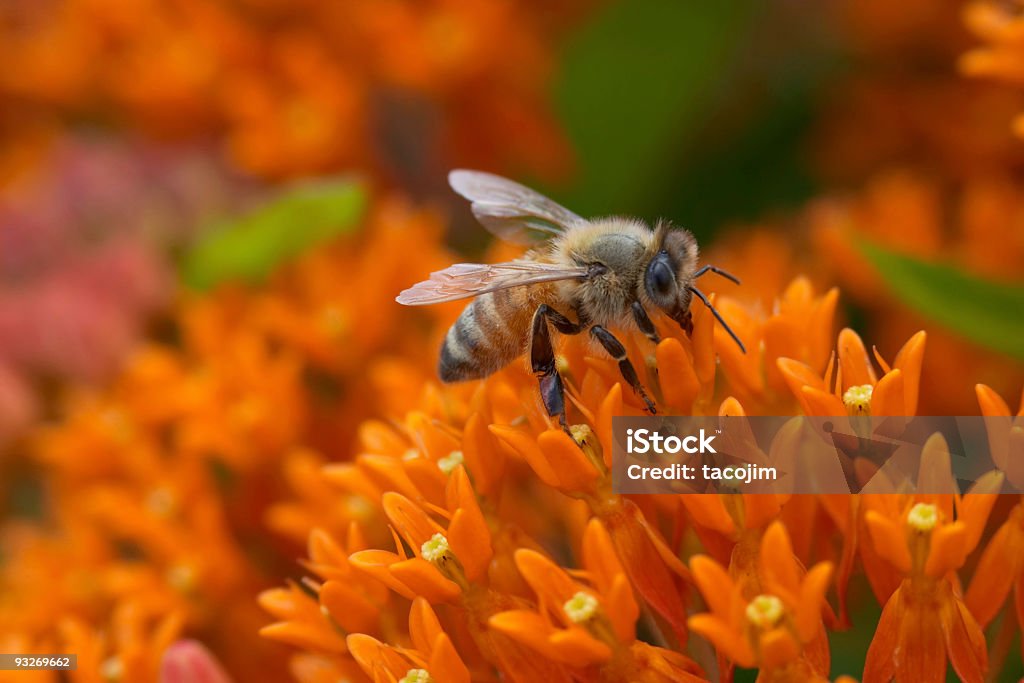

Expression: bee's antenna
xmin=694 ymin=264 xmax=741 ymax=285
xmin=688 ymin=286 xmax=747 ymax=354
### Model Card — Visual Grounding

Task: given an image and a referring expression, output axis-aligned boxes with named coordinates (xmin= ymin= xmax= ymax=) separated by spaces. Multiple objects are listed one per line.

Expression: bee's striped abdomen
xmin=438 ymin=290 xmax=532 ymax=382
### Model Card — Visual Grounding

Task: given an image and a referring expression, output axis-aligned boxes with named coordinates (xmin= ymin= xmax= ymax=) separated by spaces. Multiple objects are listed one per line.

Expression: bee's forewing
xmin=396 ymin=261 xmax=588 ymax=305
xmin=449 ymin=169 xmax=586 ymax=245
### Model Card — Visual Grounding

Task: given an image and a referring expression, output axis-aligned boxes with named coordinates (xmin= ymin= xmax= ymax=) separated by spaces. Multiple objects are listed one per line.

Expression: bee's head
xmin=643 ymin=223 xmax=698 ymax=320
xmin=643 ymin=221 xmax=747 ymax=353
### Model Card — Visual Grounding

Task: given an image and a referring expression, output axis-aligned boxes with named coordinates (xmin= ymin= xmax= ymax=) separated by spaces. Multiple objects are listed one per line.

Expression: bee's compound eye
xmin=648 ymin=259 xmax=675 ymax=297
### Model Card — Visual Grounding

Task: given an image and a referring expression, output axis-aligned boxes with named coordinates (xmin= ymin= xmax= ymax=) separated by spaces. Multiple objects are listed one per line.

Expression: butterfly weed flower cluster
xmin=0 ymin=0 xmax=583 ymax=179
xmin=256 ymin=234 xmax=1023 ymax=682
xmin=0 ymin=198 xmax=457 ymax=681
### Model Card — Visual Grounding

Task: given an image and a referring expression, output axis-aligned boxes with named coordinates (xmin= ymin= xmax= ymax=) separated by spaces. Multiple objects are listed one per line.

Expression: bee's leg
xmin=631 ymin=301 xmax=661 ymax=344
xmin=589 ymin=326 xmax=657 ymax=414
xmin=530 ymin=305 xmax=584 ymax=430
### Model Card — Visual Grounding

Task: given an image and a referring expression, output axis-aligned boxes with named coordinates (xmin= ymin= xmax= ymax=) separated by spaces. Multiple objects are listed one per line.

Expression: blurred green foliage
xmin=554 ymin=0 xmax=831 ymax=240
xmin=859 ymin=239 xmax=1024 ymax=362
xmin=182 ymin=178 xmax=366 ymax=290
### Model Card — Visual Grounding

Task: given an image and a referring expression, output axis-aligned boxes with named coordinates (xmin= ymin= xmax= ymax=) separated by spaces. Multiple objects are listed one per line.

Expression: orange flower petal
xmin=691 ymin=293 xmax=717 ymax=388
xmin=597 ymin=383 xmax=623 ymax=469
xmin=605 ymin=573 xmax=640 ymax=643
xmin=349 ymin=549 xmax=418 ymax=601
xmin=446 ymin=469 xmax=493 ymax=582
xmin=687 ymin=614 xmax=755 ymax=668
xmin=429 ymin=633 xmax=471 ymax=683
xmin=966 ymin=509 xmax=1024 ymax=626
xmin=409 ymin=597 xmax=444 ymax=655
xmin=943 ymin=597 xmax=988 ymax=683
xmin=656 ymin=338 xmax=700 ymax=413
xmin=777 ymin=357 xmax=828 ymax=393
xmin=959 ymin=480 xmax=1000 ymax=551
xmin=389 ymin=557 xmax=461 ymax=604
xmin=743 ymin=494 xmax=784 ymax=531
xmin=801 ymin=386 xmax=846 ymax=416
xmin=977 ymin=383 xmax=1012 ymax=418
xmin=320 ymin=580 xmax=380 ymax=635
xmin=259 ymin=621 xmax=347 ymax=654
xmin=837 ymin=328 xmax=877 ymax=389
xmin=796 ymin=563 xmax=833 ymax=643
xmin=757 ymin=627 xmax=800 ymax=670
xmin=864 ymin=510 xmax=911 ymax=574
xmin=863 ymin=586 xmax=902 ymax=683
xmin=581 ymin=518 xmax=625 ymax=592
xmin=537 ymin=429 xmax=599 ymax=493
xmin=461 ymin=412 xmax=506 ymax=495
xmin=489 ymin=425 xmax=560 ymax=487
xmin=759 ymin=522 xmax=801 ymax=595
xmin=679 ymin=496 xmax=736 ymax=537
xmin=690 ymin=555 xmax=740 ymax=623
xmin=514 ymin=549 xmax=577 ymax=615
xmin=548 ymin=628 xmax=613 ymax=666
xmin=871 ymin=369 xmax=904 ymax=417
xmin=605 ymin=500 xmax=690 ymax=641
xmin=346 ymin=634 xmax=410 ymax=680
xmin=892 ymin=331 xmax=926 ymax=416
xmin=488 ymin=610 xmax=563 ymax=661
xmin=382 ymin=493 xmax=445 ymax=552
xmin=718 ymin=397 xmax=745 ymax=417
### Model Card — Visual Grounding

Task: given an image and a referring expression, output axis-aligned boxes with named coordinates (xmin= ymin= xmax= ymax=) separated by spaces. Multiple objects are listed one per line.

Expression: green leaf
xmin=555 ymin=0 xmax=752 ymax=217
xmin=182 ymin=178 xmax=366 ymax=290
xmin=857 ymin=239 xmax=1024 ymax=361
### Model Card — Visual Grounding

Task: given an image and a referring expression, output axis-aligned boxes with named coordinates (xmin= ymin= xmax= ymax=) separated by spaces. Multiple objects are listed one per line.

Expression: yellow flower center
xmin=842 ymin=384 xmax=873 ymax=415
xmin=563 ymin=591 xmax=599 ymax=623
xmin=399 ymin=669 xmax=434 ymax=683
xmin=569 ymin=423 xmax=604 ymax=469
xmin=421 ymin=533 xmax=450 ymax=562
xmin=745 ymin=594 xmax=785 ymax=628
xmin=906 ymin=503 xmax=939 ymax=532
xmin=437 ymin=450 xmax=464 ymax=475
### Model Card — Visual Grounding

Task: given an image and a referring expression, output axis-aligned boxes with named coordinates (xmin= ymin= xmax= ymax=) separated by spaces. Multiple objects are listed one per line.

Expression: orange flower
xmin=688 ymin=521 xmax=833 ymax=681
xmin=60 ymin=601 xmax=185 ymax=683
xmin=778 ymin=328 xmax=926 ymax=417
xmin=803 ymin=171 xmax=1024 ymax=414
xmin=348 ymin=467 xmax=492 ymax=604
xmin=347 ymin=598 xmax=470 ymax=683
xmin=711 ymin=278 xmax=840 ymax=414
xmin=860 ymin=435 xmax=999 ymax=683
xmin=965 ymin=385 xmax=1024 ymax=638
xmin=0 ymin=0 xmax=585 ymax=178
xmin=961 ymin=1 xmax=1024 ymax=137
xmin=490 ymin=518 xmax=703 ymax=681
xmin=491 ymin=390 xmax=692 ymax=644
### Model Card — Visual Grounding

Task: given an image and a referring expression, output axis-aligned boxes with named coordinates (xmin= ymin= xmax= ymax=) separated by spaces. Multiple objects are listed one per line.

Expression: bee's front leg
xmin=631 ymin=301 xmax=661 ymax=344
xmin=530 ymin=304 xmax=583 ymax=431
xmin=589 ymin=325 xmax=657 ymax=414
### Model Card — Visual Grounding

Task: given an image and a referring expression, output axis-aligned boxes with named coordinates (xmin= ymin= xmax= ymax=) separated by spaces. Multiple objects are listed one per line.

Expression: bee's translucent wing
xmin=396 ymin=261 xmax=588 ymax=305
xmin=449 ymin=169 xmax=586 ymax=245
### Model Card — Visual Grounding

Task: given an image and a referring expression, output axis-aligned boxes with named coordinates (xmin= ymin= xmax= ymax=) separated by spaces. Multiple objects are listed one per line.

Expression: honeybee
xmin=397 ymin=170 xmax=744 ymax=426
